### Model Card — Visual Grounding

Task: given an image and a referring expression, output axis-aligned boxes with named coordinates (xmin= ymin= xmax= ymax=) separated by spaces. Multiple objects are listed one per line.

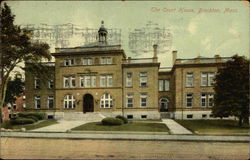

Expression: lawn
xmin=72 ymin=122 xmax=169 ymax=132
xmin=176 ymin=120 xmax=250 ymax=134
xmin=2 ymin=120 xmax=58 ymax=130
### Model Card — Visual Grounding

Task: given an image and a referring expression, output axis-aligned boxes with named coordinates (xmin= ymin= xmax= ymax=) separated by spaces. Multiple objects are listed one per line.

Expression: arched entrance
xmin=160 ymin=98 xmax=169 ymax=112
xmin=83 ymin=94 xmax=94 ymax=113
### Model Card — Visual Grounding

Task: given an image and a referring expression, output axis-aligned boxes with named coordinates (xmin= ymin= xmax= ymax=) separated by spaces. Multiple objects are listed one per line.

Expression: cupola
xmin=98 ymin=21 xmax=108 ymax=43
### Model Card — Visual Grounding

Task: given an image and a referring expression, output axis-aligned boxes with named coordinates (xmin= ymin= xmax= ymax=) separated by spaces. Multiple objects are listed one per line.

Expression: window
xmin=107 ymin=75 xmax=112 ymax=87
xmin=141 ymin=115 xmax=147 ymax=119
xmin=187 ymin=114 xmax=193 ymax=119
xmin=186 ymin=93 xmax=193 ymax=107
xmin=63 ymin=76 xmax=75 ymax=88
xmin=71 ymin=77 xmax=76 ymax=88
xmin=48 ymin=79 xmax=54 ymax=89
xmin=201 ymin=72 xmax=215 ymax=86
xmin=202 ymin=114 xmax=207 ymax=118
xmin=64 ymin=95 xmax=75 ymax=109
xmin=13 ymin=104 xmax=17 ymax=110
xmin=34 ymin=96 xmax=41 ymax=109
xmin=126 ymin=72 xmax=132 ymax=87
xmin=100 ymin=75 xmax=112 ymax=87
xmin=80 ymin=76 xmax=96 ymax=87
xmin=208 ymin=94 xmax=214 ymax=107
xmin=63 ymin=77 xmax=69 ymax=88
xmin=34 ymin=77 xmax=40 ymax=89
xmin=140 ymin=72 xmax=147 ymax=87
xmin=186 ymin=72 xmax=194 ymax=87
xmin=208 ymin=73 xmax=215 ymax=86
xmin=100 ymin=93 xmax=113 ymax=108
xmin=91 ymin=76 xmax=96 ymax=87
xmin=159 ymin=80 xmax=170 ymax=91
xmin=200 ymin=93 xmax=214 ymax=107
xmin=47 ymin=96 xmax=54 ymax=109
xmin=140 ymin=93 xmax=148 ymax=107
xmin=83 ymin=58 xmax=93 ymax=65
xmin=48 ymin=115 xmax=54 ymax=119
xmin=127 ymin=115 xmax=133 ymax=119
xmin=107 ymin=57 xmax=112 ymax=64
xmin=100 ymin=57 xmax=112 ymax=64
xmin=100 ymin=76 xmax=106 ymax=87
xmin=126 ymin=93 xmax=133 ymax=108
xmin=64 ymin=59 xmax=74 ymax=66
xmin=201 ymin=93 xmax=207 ymax=107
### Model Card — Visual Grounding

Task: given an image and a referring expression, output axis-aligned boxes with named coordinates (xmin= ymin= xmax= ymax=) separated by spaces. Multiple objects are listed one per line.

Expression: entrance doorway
xmin=83 ymin=94 xmax=94 ymax=113
xmin=160 ymin=98 xmax=169 ymax=112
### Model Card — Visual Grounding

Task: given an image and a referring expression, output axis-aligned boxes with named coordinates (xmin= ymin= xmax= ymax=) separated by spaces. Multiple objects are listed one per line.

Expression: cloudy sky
xmin=6 ymin=1 xmax=249 ymax=67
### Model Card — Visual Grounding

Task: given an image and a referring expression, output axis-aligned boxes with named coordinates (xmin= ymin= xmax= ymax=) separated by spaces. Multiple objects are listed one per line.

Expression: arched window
xmin=160 ymin=98 xmax=169 ymax=112
xmin=100 ymin=93 xmax=113 ymax=108
xmin=64 ymin=95 xmax=76 ymax=109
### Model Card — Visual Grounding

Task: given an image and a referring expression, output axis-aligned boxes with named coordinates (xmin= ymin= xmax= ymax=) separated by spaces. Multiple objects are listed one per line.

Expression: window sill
xmin=200 ymin=86 xmax=213 ymax=87
xmin=185 ymin=86 xmax=194 ymax=88
xmin=125 ymin=86 xmax=133 ymax=88
xmin=185 ymin=106 xmax=193 ymax=108
xmin=60 ymin=64 xmax=116 ymax=67
xmin=139 ymin=86 xmax=148 ymax=88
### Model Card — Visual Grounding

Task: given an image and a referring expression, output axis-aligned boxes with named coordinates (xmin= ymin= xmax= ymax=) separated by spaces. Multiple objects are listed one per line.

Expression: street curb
xmin=1 ymin=131 xmax=249 ymax=143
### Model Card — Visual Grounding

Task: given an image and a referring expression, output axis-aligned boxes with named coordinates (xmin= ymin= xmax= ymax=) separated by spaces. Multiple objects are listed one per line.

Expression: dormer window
xmin=64 ymin=59 xmax=74 ymax=66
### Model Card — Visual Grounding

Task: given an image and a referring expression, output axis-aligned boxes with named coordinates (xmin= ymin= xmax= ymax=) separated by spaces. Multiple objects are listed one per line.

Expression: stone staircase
xmin=62 ymin=112 xmax=106 ymax=122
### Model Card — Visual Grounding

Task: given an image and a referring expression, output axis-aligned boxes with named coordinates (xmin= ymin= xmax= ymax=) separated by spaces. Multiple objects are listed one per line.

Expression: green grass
xmin=176 ymin=120 xmax=250 ymax=134
xmin=2 ymin=120 xmax=58 ymax=130
xmin=72 ymin=122 xmax=169 ymax=132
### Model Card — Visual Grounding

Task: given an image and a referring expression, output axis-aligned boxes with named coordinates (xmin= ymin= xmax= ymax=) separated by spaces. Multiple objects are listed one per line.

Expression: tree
xmin=212 ymin=55 xmax=249 ymax=126
xmin=4 ymin=75 xmax=24 ymax=106
xmin=0 ymin=3 xmax=51 ymax=107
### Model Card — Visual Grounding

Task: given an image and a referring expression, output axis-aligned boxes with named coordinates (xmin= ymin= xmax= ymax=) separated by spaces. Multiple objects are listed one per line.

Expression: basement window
xmin=127 ymin=115 xmax=133 ymax=119
xmin=187 ymin=114 xmax=193 ymax=119
xmin=47 ymin=115 xmax=54 ymax=119
xmin=141 ymin=115 xmax=147 ymax=119
xmin=202 ymin=114 xmax=207 ymax=118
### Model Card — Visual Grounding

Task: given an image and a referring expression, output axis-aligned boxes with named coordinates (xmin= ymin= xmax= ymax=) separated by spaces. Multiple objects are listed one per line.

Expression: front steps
xmin=59 ymin=112 xmax=106 ymax=121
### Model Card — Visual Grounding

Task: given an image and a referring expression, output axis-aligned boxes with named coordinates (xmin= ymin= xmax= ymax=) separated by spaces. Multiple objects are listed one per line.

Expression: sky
xmin=6 ymin=1 xmax=250 ymax=67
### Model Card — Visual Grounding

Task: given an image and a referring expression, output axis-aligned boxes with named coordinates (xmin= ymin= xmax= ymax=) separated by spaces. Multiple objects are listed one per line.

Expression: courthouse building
xmin=25 ymin=23 xmax=230 ymax=120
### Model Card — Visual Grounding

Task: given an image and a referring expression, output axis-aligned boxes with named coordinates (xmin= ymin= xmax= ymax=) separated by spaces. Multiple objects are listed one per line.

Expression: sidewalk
xmin=1 ymin=131 xmax=249 ymax=142
xmin=31 ymin=121 xmax=87 ymax=132
xmin=162 ymin=119 xmax=192 ymax=134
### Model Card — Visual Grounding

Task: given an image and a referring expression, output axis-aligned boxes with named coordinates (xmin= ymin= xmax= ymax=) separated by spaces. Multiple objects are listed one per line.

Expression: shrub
xmin=10 ymin=117 xmax=35 ymax=125
xmin=26 ymin=116 xmax=39 ymax=122
xmin=17 ymin=112 xmax=46 ymax=120
xmin=101 ymin=117 xmax=123 ymax=126
xmin=1 ymin=121 xmax=12 ymax=129
xmin=116 ymin=115 xmax=128 ymax=124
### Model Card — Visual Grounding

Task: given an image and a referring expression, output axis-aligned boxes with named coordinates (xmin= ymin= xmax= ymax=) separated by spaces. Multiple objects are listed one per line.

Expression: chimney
xmin=153 ymin=44 xmax=158 ymax=62
xmin=128 ymin=57 xmax=132 ymax=63
xmin=172 ymin=50 xmax=177 ymax=65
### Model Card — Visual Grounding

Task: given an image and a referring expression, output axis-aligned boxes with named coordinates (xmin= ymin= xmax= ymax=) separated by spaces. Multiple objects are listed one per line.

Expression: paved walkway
xmin=31 ymin=121 xmax=87 ymax=132
xmin=162 ymin=119 xmax=192 ymax=134
xmin=1 ymin=131 xmax=249 ymax=142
